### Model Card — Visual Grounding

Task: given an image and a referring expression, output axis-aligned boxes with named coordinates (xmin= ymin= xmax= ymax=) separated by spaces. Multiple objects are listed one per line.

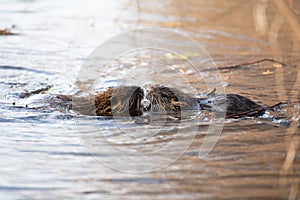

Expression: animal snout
xmin=141 ymin=99 xmax=151 ymax=110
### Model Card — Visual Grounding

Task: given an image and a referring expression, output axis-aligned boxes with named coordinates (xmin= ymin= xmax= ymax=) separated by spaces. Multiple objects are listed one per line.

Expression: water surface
xmin=0 ymin=0 xmax=299 ymax=199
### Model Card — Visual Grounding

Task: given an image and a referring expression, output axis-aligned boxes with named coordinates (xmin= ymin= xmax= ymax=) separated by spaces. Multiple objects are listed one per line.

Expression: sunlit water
xmin=0 ymin=0 xmax=299 ymax=199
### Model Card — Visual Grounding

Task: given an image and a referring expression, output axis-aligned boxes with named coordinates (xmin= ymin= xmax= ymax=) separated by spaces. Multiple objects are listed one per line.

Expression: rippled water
xmin=0 ymin=0 xmax=299 ymax=199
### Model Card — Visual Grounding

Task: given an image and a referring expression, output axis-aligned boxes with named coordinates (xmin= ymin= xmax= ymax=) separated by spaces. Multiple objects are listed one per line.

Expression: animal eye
xmin=105 ymin=107 xmax=112 ymax=112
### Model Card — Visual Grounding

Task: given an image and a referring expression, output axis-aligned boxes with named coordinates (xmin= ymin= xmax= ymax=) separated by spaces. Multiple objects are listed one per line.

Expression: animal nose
xmin=141 ymin=99 xmax=150 ymax=110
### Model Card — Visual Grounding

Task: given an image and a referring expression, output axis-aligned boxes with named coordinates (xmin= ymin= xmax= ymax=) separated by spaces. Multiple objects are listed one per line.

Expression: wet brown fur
xmin=95 ymin=86 xmax=144 ymax=116
xmin=94 ymin=86 xmax=262 ymax=117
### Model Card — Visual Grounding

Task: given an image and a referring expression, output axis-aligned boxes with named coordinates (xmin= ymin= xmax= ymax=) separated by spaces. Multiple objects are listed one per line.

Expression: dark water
xmin=0 ymin=0 xmax=299 ymax=199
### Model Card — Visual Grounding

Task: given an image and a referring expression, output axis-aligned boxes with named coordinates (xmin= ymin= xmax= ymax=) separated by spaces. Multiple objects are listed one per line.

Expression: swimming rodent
xmin=16 ymin=85 xmax=262 ymax=118
xmin=93 ymin=85 xmax=262 ymax=117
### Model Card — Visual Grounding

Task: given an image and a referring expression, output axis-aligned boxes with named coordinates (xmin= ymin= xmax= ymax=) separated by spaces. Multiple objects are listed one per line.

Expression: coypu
xmin=14 ymin=85 xmax=264 ymax=118
xmin=94 ymin=85 xmax=201 ymax=117
xmin=198 ymin=93 xmax=262 ymax=116
xmin=93 ymin=85 xmax=263 ymax=118
xmin=95 ymin=86 xmax=144 ymax=116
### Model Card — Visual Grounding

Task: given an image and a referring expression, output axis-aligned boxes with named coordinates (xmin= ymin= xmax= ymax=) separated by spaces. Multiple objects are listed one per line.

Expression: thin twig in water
xmin=202 ymin=58 xmax=287 ymax=72
xmin=225 ymin=102 xmax=286 ymax=119
xmin=19 ymin=85 xmax=52 ymax=98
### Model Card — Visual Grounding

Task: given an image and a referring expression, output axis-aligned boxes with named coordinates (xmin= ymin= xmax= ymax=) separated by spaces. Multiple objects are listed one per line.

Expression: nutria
xmin=16 ymin=85 xmax=263 ymax=118
xmin=198 ymin=93 xmax=262 ymax=116
xmin=95 ymin=86 xmax=144 ymax=116
xmin=93 ymin=85 xmax=262 ymax=117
